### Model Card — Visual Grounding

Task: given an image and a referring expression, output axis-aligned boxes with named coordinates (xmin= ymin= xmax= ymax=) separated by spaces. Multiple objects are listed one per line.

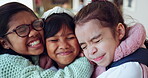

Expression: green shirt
xmin=0 ymin=54 xmax=93 ymax=78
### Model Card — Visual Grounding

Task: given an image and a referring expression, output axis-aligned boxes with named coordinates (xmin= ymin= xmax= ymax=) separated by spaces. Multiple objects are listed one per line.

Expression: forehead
xmin=76 ymin=19 xmax=103 ymax=34
xmin=56 ymin=24 xmax=74 ymax=36
xmin=75 ymin=19 xmax=103 ymax=41
xmin=8 ymin=11 xmax=36 ymax=30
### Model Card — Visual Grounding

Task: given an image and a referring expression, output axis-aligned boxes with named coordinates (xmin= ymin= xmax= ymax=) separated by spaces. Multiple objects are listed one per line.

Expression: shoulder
xmin=0 ymin=54 xmax=32 ymax=67
xmin=97 ymin=62 xmax=143 ymax=78
xmin=1 ymin=53 xmax=23 ymax=58
xmin=0 ymin=54 xmax=29 ymax=61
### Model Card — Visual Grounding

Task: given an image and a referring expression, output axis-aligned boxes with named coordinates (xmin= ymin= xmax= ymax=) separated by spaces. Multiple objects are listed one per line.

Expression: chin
xmin=95 ymin=60 xmax=108 ymax=67
xmin=31 ymin=51 xmax=43 ymax=55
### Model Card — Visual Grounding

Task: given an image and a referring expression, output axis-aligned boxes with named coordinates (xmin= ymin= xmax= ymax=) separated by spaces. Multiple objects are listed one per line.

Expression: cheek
xmin=39 ymin=31 xmax=44 ymax=42
xmin=46 ymin=42 xmax=56 ymax=54
xmin=70 ymin=39 xmax=80 ymax=51
xmin=7 ymin=35 xmax=27 ymax=54
xmin=9 ymin=35 xmax=26 ymax=47
xmin=99 ymin=40 xmax=117 ymax=61
xmin=98 ymin=39 xmax=116 ymax=52
xmin=83 ymin=51 xmax=90 ymax=59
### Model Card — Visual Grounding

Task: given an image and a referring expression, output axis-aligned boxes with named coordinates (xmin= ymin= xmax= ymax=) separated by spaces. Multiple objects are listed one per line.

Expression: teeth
xmin=29 ymin=40 xmax=40 ymax=46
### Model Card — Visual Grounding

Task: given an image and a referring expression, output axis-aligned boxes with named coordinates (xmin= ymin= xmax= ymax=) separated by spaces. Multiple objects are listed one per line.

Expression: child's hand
xmin=39 ymin=55 xmax=53 ymax=69
xmin=78 ymin=50 xmax=85 ymax=57
xmin=79 ymin=52 xmax=85 ymax=57
xmin=78 ymin=51 xmax=95 ymax=65
xmin=89 ymin=60 xmax=96 ymax=65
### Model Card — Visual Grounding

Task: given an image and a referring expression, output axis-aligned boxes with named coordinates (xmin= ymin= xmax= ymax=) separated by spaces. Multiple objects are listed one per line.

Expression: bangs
xmin=44 ymin=13 xmax=75 ymax=39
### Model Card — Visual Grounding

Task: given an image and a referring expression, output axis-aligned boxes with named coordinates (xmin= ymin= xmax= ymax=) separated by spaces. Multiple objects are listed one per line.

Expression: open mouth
xmin=28 ymin=39 xmax=42 ymax=48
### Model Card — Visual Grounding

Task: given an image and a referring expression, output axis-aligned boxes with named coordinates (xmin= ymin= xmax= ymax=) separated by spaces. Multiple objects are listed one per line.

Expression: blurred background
xmin=0 ymin=0 xmax=147 ymax=38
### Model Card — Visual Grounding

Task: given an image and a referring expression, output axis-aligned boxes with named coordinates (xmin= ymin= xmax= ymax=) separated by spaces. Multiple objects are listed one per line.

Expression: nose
xmin=59 ymin=40 xmax=70 ymax=50
xmin=88 ymin=46 xmax=97 ymax=55
xmin=28 ymin=29 xmax=38 ymax=37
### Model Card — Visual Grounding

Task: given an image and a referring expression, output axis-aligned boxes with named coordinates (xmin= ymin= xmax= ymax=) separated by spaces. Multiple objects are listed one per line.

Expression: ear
xmin=0 ymin=38 xmax=10 ymax=49
xmin=116 ymin=23 xmax=125 ymax=40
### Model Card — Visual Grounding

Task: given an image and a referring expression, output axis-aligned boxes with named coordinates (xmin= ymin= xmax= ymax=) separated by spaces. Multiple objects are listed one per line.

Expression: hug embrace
xmin=0 ymin=0 xmax=148 ymax=78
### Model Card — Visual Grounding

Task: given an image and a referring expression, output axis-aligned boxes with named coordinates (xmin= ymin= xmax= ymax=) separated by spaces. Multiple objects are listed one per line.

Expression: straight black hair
xmin=0 ymin=2 xmax=37 ymax=63
xmin=0 ymin=2 xmax=37 ymax=37
xmin=44 ymin=13 xmax=75 ymax=39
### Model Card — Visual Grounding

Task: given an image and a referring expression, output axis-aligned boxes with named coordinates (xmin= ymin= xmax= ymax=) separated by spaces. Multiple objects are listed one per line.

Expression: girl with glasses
xmin=0 ymin=2 xmax=93 ymax=78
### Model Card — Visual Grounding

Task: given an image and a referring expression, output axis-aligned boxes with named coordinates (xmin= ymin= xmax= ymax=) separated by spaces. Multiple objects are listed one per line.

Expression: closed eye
xmin=66 ymin=33 xmax=76 ymax=40
xmin=81 ymin=46 xmax=87 ymax=50
xmin=91 ymin=34 xmax=102 ymax=43
xmin=48 ymin=39 xmax=58 ymax=42
xmin=95 ymin=40 xmax=100 ymax=43
xmin=67 ymin=37 xmax=75 ymax=40
xmin=80 ymin=43 xmax=87 ymax=50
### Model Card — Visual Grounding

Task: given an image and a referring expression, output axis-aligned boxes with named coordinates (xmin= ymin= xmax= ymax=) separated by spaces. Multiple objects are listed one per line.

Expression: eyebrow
xmin=90 ymin=34 xmax=101 ymax=41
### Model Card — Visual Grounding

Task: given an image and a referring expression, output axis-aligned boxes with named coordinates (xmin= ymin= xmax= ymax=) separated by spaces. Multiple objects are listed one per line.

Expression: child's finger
xmin=39 ymin=56 xmax=46 ymax=68
xmin=44 ymin=58 xmax=53 ymax=69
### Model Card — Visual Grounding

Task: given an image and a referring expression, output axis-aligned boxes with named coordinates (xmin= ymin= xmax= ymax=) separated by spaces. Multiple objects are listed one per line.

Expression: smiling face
xmin=3 ymin=11 xmax=44 ymax=55
xmin=46 ymin=24 xmax=80 ymax=68
xmin=75 ymin=19 xmax=121 ymax=67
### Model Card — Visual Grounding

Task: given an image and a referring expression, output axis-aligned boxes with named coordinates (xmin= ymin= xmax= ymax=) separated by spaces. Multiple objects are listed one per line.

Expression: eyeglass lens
xmin=16 ymin=25 xmax=30 ymax=37
xmin=32 ymin=19 xmax=44 ymax=31
xmin=16 ymin=19 xmax=44 ymax=37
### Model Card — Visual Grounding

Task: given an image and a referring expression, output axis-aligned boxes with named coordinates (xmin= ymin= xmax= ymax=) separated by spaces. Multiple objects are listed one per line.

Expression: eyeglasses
xmin=3 ymin=19 xmax=44 ymax=38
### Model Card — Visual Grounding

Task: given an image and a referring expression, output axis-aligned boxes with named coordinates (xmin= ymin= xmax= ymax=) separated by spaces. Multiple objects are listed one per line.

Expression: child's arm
xmin=39 ymin=54 xmax=53 ymax=69
xmin=0 ymin=54 xmax=93 ymax=78
xmin=114 ymin=23 xmax=146 ymax=61
xmin=40 ymin=57 xmax=94 ymax=78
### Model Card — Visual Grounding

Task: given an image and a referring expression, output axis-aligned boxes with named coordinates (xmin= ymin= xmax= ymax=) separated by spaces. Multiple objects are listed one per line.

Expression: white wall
xmin=123 ymin=0 xmax=148 ymax=39
xmin=72 ymin=0 xmax=91 ymax=14
xmin=0 ymin=0 xmax=33 ymax=10
xmin=72 ymin=0 xmax=148 ymax=38
xmin=72 ymin=0 xmax=79 ymax=14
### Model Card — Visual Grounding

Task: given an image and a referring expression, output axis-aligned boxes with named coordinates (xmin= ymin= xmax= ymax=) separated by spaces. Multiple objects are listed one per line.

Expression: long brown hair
xmin=74 ymin=1 xmax=127 ymax=39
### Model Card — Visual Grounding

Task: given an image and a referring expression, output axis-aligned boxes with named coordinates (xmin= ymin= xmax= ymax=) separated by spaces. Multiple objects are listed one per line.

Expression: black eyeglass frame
xmin=2 ymin=18 xmax=44 ymax=38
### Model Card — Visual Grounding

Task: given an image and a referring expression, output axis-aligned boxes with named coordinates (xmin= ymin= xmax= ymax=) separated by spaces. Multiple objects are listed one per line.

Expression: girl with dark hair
xmin=42 ymin=6 xmax=93 ymax=77
xmin=0 ymin=2 xmax=93 ymax=78
xmin=44 ymin=13 xmax=79 ymax=68
xmin=75 ymin=1 xmax=148 ymax=78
